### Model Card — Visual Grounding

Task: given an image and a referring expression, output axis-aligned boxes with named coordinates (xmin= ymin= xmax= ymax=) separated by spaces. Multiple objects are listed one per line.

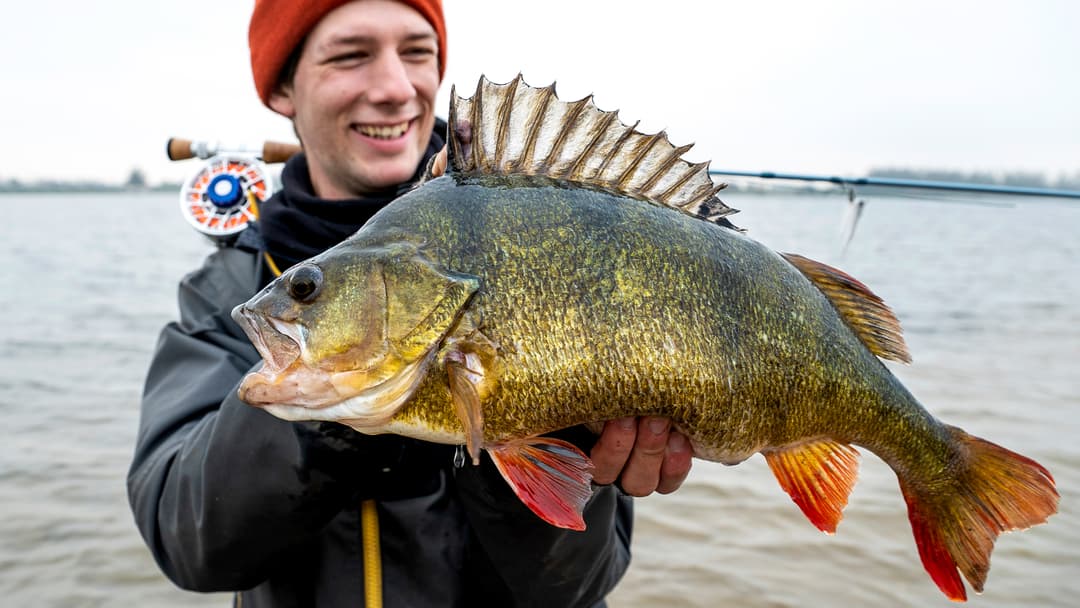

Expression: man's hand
xmin=590 ymin=417 xmax=692 ymax=496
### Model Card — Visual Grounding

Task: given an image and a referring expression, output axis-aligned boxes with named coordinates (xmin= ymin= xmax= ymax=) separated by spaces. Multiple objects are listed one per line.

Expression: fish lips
xmin=231 ymin=305 xmax=314 ymax=406
xmin=230 ymin=303 xmax=431 ymax=427
xmin=231 ymin=305 xmax=361 ymax=410
xmin=232 ymin=304 xmax=302 ymax=375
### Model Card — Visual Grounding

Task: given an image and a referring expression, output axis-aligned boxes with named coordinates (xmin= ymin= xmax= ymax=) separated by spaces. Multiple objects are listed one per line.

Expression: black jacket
xmin=127 ymin=146 xmax=633 ymax=607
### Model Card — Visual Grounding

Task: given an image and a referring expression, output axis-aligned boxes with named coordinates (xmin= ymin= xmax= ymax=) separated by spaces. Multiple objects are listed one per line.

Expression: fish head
xmin=232 ymin=242 xmax=479 ymax=428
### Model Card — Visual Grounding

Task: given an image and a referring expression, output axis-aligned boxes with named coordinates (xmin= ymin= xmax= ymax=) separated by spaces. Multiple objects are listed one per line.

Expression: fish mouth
xmin=353 ymin=119 xmax=413 ymax=140
xmin=231 ymin=305 xmax=329 ymax=407
xmin=261 ymin=351 xmax=433 ymax=428
xmin=233 ymin=306 xmax=302 ymax=373
xmin=231 ymin=304 xmax=431 ymax=427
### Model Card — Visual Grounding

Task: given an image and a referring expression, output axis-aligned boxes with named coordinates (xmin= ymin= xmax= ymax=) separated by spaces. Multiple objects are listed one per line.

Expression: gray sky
xmin=3 ymin=0 xmax=1078 ymax=185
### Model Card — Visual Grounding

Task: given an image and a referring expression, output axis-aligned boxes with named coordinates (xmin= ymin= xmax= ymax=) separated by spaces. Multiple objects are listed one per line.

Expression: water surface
xmin=1 ymin=191 xmax=1076 ymax=607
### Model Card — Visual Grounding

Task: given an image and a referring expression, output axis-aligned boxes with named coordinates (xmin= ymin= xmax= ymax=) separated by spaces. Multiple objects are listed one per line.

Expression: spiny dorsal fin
xmin=781 ymin=253 xmax=912 ymax=363
xmin=448 ymin=74 xmax=738 ymax=228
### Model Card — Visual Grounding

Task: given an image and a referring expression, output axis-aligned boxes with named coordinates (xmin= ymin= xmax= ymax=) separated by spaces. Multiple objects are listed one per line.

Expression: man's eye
xmin=330 ymin=51 xmax=369 ymax=63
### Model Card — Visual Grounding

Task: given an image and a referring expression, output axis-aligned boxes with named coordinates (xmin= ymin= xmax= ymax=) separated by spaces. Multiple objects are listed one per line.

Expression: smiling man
xmin=264 ymin=0 xmax=441 ymax=196
xmin=128 ymin=1 xmax=691 ymax=606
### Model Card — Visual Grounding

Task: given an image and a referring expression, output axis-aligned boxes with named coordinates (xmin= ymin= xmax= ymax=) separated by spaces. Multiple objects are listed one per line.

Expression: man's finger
xmin=618 ymin=417 xmax=670 ymax=497
xmin=655 ymin=431 xmax=693 ymax=494
xmin=590 ymin=417 xmax=637 ymax=485
xmin=430 ymin=146 xmax=448 ymax=177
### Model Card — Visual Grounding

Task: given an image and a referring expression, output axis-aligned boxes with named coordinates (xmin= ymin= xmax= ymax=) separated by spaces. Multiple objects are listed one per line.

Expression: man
xmin=128 ymin=1 xmax=692 ymax=606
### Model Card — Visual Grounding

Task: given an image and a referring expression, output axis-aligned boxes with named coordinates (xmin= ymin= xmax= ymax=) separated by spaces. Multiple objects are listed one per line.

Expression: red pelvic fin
xmin=488 ymin=437 xmax=595 ymax=531
xmin=764 ymin=439 xmax=860 ymax=534
xmin=899 ymin=425 xmax=1058 ymax=602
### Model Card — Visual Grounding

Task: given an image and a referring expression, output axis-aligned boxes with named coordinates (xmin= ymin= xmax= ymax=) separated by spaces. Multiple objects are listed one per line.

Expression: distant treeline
xmin=0 ymin=178 xmax=182 ymax=194
xmin=0 ymin=168 xmax=182 ymax=194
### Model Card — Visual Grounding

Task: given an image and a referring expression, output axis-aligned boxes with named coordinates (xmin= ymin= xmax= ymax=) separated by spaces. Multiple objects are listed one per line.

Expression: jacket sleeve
xmin=454 ymin=427 xmax=633 ymax=608
xmin=126 ymin=248 xmax=414 ymax=591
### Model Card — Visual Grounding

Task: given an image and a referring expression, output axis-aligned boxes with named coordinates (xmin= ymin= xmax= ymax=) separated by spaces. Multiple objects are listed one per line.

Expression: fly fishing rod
xmin=706 ymin=169 xmax=1080 ymax=255
xmin=706 ymin=169 xmax=1080 ymax=200
xmin=167 ymin=137 xmax=301 ymax=242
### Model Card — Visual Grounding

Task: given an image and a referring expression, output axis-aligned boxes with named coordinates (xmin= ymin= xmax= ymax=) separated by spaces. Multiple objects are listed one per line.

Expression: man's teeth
xmin=357 ymin=121 xmax=410 ymax=139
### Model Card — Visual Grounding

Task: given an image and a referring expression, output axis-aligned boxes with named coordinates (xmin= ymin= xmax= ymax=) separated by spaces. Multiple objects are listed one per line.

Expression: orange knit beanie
xmin=249 ymin=0 xmax=446 ymax=107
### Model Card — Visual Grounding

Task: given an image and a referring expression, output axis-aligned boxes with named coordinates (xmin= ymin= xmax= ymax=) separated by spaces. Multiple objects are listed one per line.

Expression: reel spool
xmin=168 ymin=138 xmax=301 ymax=241
xmin=179 ymin=155 xmax=270 ymax=238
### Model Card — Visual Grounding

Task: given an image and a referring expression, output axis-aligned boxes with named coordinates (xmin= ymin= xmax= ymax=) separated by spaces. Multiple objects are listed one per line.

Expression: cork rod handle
xmin=166 ymin=137 xmax=195 ymax=161
xmin=262 ymin=140 xmax=302 ymax=163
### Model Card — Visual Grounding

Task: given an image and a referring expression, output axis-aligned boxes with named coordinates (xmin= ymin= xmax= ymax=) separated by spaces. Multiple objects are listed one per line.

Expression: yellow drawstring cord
xmin=262 ymin=251 xmax=283 ymax=278
xmin=360 ymin=499 xmax=384 ymax=608
xmin=247 ymin=190 xmax=384 ymax=608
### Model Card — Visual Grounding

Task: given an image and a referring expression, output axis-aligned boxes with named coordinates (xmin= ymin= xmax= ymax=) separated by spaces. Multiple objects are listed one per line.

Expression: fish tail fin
xmin=898 ymin=425 xmax=1058 ymax=602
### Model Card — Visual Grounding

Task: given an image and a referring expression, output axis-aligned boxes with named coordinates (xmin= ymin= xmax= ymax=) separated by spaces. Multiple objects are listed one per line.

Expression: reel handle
xmin=166 ymin=137 xmax=302 ymax=163
xmin=166 ymin=137 xmax=196 ymax=161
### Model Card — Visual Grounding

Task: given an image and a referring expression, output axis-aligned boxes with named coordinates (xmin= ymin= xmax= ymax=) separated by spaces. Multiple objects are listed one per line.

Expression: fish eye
xmin=286 ymin=264 xmax=323 ymax=302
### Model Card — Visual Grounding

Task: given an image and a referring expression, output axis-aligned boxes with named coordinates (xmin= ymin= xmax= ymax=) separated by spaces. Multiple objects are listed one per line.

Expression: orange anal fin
xmin=488 ymin=437 xmax=595 ymax=531
xmin=446 ymin=354 xmax=485 ymax=465
xmin=764 ymin=439 xmax=860 ymax=534
xmin=781 ymin=252 xmax=911 ymax=364
xmin=898 ymin=425 xmax=1058 ymax=601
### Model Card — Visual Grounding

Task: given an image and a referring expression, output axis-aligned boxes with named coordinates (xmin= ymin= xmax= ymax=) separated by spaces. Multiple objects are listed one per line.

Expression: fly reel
xmin=168 ymin=138 xmax=300 ymax=241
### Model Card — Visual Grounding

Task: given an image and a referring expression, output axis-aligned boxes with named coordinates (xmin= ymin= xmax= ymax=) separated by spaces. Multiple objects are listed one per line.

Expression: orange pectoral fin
xmin=488 ymin=437 xmax=595 ymax=531
xmin=764 ymin=439 xmax=860 ymax=534
xmin=446 ymin=355 xmax=485 ymax=465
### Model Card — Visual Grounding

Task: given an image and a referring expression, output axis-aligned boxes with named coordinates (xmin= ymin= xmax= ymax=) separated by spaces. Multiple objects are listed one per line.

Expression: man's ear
xmin=268 ymin=85 xmax=297 ymax=118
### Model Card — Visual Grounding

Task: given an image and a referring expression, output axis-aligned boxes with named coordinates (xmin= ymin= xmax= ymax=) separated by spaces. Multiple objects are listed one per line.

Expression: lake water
xmin=1 ymin=190 xmax=1077 ymax=607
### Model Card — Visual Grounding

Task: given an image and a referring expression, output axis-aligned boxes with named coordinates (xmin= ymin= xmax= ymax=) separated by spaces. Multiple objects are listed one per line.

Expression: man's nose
xmin=366 ymin=53 xmax=416 ymax=105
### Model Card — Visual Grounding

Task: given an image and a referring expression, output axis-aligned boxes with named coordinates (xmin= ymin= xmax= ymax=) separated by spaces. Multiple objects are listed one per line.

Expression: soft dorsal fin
xmin=448 ymin=74 xmax=737 ymax=227
xmin=782 ymin=253 xmax=911 ymax=363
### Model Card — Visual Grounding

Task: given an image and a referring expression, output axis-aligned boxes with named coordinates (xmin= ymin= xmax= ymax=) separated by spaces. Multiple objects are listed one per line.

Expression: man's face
xmin=269 ymin=0 xmax=440 ymax=199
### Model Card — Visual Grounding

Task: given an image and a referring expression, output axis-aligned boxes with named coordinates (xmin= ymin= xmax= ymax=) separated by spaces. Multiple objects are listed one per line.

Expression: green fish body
xmin=349 ymin=175 xmax=904 ymax=461
xmin=234 ymin=76 xmax=1057 ymax=602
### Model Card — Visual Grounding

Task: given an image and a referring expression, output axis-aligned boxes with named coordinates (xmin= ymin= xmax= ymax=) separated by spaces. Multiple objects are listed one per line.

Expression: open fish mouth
xmin=232 ymin=306 xmax=302 ymax=374
xmin=231 ymin=304 xmax=433 ymax=426
xmin=231 ymin=305 xmax=334 ymax=408
xmin=261 ymin=352 xmax=434 ymax=427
